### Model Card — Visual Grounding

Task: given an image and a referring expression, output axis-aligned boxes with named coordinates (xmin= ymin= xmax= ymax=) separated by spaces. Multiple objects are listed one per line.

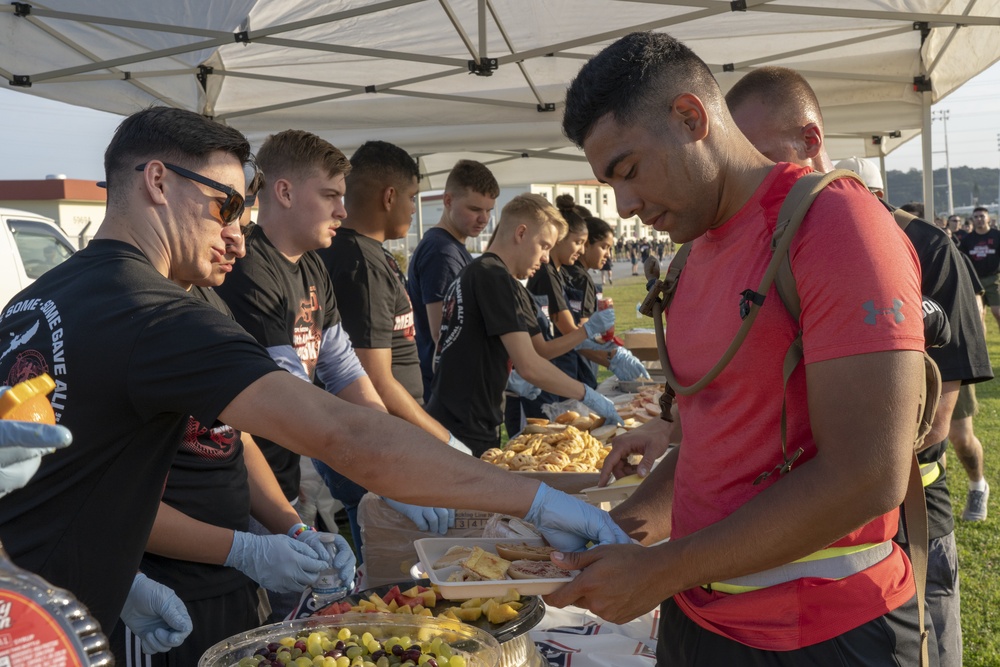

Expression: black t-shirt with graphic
xmin=0 ymin=240 xmax=276 ymax=635
xmin=427 ymin=253 xmax=540 ymax=452
xmin=318 ymin=228 xmax=422 ymax=400
xmin=406 ymin=228 xmax=473 ymax=400
xmin=139 ymin=286 xmax=252 ymax=602
xmin=959 ymin=228 xmax=1000 ymax=278
xmin=216 ymin=225 xmax=353 ymax=500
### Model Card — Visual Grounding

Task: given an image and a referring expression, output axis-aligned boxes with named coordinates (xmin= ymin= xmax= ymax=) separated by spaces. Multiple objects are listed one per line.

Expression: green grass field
xmin=603 ymin=272 xmax=1000 ymax=664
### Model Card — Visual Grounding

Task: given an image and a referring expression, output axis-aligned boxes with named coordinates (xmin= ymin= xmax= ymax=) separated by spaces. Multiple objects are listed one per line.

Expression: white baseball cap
xmin=834 ymin=156 xmax=884 ymax=191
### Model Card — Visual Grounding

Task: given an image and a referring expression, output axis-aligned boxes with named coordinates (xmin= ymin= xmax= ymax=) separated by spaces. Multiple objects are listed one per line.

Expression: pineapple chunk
xmin=456 ymin=606 xmax=483 ymax=622
xmin=487 ymin=603 xmax=520 ymax=624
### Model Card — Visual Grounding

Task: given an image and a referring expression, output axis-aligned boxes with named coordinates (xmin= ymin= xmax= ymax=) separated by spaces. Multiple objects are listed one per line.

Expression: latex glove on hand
xmin=0 ymin=387 xmax=73 ymax=498
xmin=524 ymin=482 xmax=630 ymax=552
xmin=383 ymin=497 xmax=456 ymax=535
xmin=609 ymin=347 xmax=651 ymax=382
xmin=582 ymin=308 xmax=616 ymax=339
xmin=447 ymin=432 xmax=473 ymax=455
xmin=294 ymin=528 xmax=357 ymax=590
xmin=224 ymin=531 xmax=328 ymax=593
xmin=120 ymin=573 xmax=192 ymax=655
xmin=583 ymin=385 xmax=623 ymax=426
xmin=507 ymin=370 xmax=541 ymax=400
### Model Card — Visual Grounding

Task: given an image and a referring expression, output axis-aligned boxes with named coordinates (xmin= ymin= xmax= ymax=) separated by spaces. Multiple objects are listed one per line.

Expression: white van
xmin=0 ymin=207 xmax=76 ymax=308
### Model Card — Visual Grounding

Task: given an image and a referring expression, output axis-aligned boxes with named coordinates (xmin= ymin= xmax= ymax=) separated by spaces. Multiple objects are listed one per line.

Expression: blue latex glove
xmin=582 ymin=308 xmax=616 ymax=339
xmin=609 ymin=347 xmax=651 ymax=381
xmin=447 ymin=432 xmax=473 ymax=455
xmin=295 ymin=530 xmax=357 ymax=590
xmin=507 ymin=370 xmax=541 ymax=400
xmin=120 ymin=573 xmax=193 ymax=655
xmin=224 ymin=531 xmax=328 ymax=593
xmin=383 ymin=497 xmax=456 ymax=535
xmin=0 ymin=387 xmax=73 ymax=499
xmin=582 ymin=385 xmax=624 ymax=426
xmin=576 ymin=338 xmax=616 ymax=352
xmin=524 ymin=483 xmax=631 ymax=552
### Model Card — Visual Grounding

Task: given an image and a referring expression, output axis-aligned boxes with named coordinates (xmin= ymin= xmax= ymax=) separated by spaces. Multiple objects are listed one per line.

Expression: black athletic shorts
xmin=657 ymin=593 xmax=938 ymax=666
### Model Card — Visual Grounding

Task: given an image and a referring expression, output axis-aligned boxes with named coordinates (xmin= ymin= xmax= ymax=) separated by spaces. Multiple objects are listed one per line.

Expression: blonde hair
xmin=497 ymin=193 xmax=567 ymax=240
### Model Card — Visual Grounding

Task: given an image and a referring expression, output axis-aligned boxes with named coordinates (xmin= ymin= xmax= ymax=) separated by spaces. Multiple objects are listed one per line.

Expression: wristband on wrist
xmin=287 ymin=523 xmax=314 ymax=539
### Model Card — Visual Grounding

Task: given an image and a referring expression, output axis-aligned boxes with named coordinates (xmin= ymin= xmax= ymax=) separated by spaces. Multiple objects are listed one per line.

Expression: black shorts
xmin=111 ymin=580 xmax=261 ymax=667
xmin=657 ymin=593 xmax=937 ymax=666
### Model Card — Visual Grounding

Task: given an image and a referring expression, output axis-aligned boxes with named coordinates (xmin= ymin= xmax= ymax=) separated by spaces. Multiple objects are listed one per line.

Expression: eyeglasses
xmin=135 ymin=162 xmax=245 ymax=223
xmin=244 ymin=165 xmax=265 ymax=209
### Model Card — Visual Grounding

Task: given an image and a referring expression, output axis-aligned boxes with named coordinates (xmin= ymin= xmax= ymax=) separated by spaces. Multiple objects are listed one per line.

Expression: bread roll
xmin=555 ymin=411 xmax=580 ymax=425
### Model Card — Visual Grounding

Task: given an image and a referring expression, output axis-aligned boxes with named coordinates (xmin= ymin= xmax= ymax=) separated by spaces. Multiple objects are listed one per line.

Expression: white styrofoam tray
xmin=414 ymin=537 xmax=574 ymax=599
xmin=580 ymin=479 xmax=642 ymax=505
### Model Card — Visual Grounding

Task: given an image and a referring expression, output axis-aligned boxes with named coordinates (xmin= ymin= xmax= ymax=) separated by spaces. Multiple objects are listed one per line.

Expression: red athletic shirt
xmin=667 ymin=163 xmax=924 ymax=649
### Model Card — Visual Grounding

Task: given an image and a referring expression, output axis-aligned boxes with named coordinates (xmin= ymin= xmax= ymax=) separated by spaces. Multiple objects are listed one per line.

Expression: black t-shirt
xmin=427 ymin=253 xmax=540 ymax=452
xmin=562 ymin=263 xmax=598 ymax=320
xmin=526 ymin=263 xmax=569 ymax=324
xmin=0 ymin=240 xmax=276 ymax=634
xmin=895 ymin=212 xmax=993 ymax=541
xmin=901 ymin=214 xmax=993 ymax=385
xmin=318 ymin=228 xmax=422 ymax=400
xmin=216 ymin=225 xmax=364 ymax=500
xmin=406 ymin=228 xmax=473 ymax=400
xmin=959 ymin=228 xmax=1000 ymax=278
xmin=139 ymin=286 xmax=252 ymax=602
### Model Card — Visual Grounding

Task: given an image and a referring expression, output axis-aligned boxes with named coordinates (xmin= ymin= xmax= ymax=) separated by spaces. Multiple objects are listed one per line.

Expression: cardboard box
xmin=623 ymin=328 xmax=661 ymax=362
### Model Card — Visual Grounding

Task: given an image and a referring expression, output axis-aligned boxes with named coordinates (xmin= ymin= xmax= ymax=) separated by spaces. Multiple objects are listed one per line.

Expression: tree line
xmin=886 ymin=166 xmax=1000 ymax=211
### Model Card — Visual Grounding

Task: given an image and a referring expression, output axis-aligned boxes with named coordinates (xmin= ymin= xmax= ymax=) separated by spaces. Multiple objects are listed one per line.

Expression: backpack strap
xmin=651 ymin=170 xmax=864 ymax=398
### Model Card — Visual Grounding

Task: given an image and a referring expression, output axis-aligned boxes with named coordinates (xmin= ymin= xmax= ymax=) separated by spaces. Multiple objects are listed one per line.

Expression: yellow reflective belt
xmin=705 ymin=541 xmax=892 ymax=595
xmin=920 ymin=460 xmax=941 ymax=487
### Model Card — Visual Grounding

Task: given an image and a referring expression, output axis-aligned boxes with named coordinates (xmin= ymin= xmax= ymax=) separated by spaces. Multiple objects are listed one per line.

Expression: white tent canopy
xmin=2 ymin=0 xmax=999 ymax=209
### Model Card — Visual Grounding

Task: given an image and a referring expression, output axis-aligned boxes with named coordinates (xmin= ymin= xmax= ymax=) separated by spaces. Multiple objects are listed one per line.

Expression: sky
xmin=1 ymin=61 xmax=998 ymax=182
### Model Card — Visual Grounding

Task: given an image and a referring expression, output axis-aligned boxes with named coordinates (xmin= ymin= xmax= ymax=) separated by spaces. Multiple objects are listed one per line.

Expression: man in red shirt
xmin=547 ymin=32 xmax=929 ymax=665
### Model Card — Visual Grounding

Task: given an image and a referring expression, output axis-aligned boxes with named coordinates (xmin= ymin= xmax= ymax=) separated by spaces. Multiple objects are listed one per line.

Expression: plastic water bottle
xmin=310 ymin=568 xmax=349 ymax=608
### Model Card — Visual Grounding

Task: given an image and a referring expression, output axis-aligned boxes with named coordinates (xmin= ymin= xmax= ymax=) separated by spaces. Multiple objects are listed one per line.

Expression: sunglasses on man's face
xmin=136 ymin=162 xmax=245 ymax=223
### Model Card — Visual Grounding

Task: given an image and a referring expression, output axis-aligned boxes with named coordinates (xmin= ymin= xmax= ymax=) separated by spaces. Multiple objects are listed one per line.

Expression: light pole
xmin=932 ymin=110 xmax=955 ymax=215
xmin=996 ymin=133 xmax=1000 ymax=211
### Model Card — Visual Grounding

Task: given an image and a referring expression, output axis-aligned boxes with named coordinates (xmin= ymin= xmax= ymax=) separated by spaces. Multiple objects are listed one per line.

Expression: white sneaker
xmin=962 ymin=481 xmax=990 ymax=522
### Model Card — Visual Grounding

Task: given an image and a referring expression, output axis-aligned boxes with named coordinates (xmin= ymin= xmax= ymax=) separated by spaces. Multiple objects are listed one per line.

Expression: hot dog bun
xmin=494 ymin=542 xmax=557 ymax=562
xmin=508 ymin=559 xmax=570 ymax=579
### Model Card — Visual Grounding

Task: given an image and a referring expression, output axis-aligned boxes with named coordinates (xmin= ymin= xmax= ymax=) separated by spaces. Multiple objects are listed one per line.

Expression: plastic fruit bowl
xmin=199 ymin=612 xmax=502 ymax=667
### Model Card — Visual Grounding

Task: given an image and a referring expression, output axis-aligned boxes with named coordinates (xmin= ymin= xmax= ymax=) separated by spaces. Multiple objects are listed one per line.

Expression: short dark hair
xmin=555 ymin=194 xmax=588 ymax=236
xmin=104 ymin=107 xmax=250 ymax=205
xmin=256 ymin=130 xmax=351 ymax=189
xmin=973 ymin=206 xmax=989 ymax=215
xmin=347 ymin=140 xmax=420 ymax=198
xmin=725 ymin=66 xmax=824 ymax=129
xmin=444 ymin=159 xmax=499 ymax=198
xmin=900 ymin=202 xmax=925 ymax=218
xmin=563 ymin=32 xmax=721 ymax=147
xmin=584 ymin=216 xmax=614 ymax=245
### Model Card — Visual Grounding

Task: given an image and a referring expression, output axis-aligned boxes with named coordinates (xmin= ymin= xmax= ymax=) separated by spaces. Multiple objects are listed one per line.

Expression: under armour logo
xmin=862 ymin=299 xmax=904 ymax=325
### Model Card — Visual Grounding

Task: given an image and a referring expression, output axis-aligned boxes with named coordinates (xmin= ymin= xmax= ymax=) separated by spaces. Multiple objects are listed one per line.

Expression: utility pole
xmin=932 ymin=110 xmax=955 ymax=215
